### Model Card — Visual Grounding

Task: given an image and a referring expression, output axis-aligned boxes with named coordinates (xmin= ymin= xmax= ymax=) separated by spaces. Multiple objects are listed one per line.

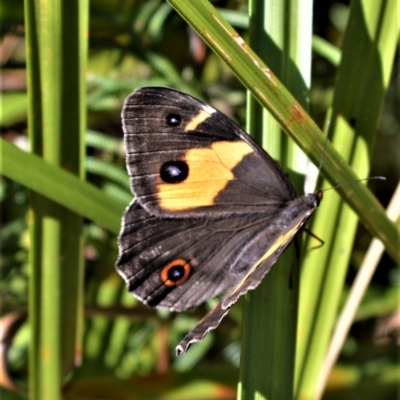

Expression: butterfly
xmin=116 ymin=87 xmax=322 ymax=355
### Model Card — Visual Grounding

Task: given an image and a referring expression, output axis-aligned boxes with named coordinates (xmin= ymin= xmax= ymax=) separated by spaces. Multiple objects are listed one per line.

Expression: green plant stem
xmin=238 ymin=1 xmax=313 ymax=399
xmin=1 ymin=139 xmax=124 ymax=234
xmin=295 ymin=1 xmax=400 ymax=398
xmin=24 ymin=0 xmax=89 ymax=397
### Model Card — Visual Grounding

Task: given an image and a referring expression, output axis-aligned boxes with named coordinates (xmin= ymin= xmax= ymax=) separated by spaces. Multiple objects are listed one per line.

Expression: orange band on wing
xmin=157 ymin=140 xmax=254 ymax=211
xmin=184 ymin=106 xmax=215 ymax=132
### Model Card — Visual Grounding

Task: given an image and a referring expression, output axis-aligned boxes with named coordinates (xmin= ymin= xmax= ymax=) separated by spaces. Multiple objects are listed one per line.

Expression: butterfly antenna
xmin=315 ymin=121 xmax=386 ymax=191
xmin=322 ymin=176 xmax=386 ymax=192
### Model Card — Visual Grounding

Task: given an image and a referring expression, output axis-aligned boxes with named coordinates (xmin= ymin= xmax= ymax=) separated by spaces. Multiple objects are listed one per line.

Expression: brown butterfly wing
xmin=116 ymin=200 xmax=300 ymax=312
xmin=122 ymin=87 xmax=297 ymax=218
xmin=176 ymin=191 xmax=321 ymax=354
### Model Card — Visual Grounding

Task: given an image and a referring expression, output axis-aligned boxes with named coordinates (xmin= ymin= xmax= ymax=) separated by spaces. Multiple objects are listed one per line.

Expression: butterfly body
xmin=116 ymin=87 xmax=321 ymax=354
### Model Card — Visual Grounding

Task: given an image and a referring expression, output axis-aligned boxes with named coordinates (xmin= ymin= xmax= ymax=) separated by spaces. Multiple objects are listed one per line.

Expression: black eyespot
xmin=160 ymin=161 xmax=189 ymax=183
xmin=166 ymin=113 xmax=182 ymax=126
xmin=168 ymin=265 xmax=185 ymax=282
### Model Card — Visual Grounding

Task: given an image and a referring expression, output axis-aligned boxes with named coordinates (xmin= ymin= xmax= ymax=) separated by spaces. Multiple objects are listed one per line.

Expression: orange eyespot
xmin=160 ymin=259 xmax=191 ymax=287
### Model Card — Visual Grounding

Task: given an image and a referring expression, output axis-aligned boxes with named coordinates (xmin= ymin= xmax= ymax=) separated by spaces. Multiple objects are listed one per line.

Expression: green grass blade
xmin=1 ymin=139 xmax=124 ymax=234
xmin=316 ymin=183 xmax=400 ymax=398
xmin=23 ymin=1 xmax=89 ymax=396
xmin=238 ymin=0 xmax=313 ymax=399
xmin=312 ymin=36 xmax=341 ymax=66
xmin=295 ymin=1 xmax=400 ymax=398
xmin=86 ymin=157 xmax=130 ymax=190
xmin=218 ymin=7 xmax=342 ymax=69
xmin=23 ymin=1 xmax=42 ymax=396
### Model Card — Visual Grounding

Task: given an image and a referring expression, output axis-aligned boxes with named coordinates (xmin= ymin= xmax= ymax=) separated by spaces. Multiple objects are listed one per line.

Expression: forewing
xmin=122 ymin=87 xmax=297 ymax=218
